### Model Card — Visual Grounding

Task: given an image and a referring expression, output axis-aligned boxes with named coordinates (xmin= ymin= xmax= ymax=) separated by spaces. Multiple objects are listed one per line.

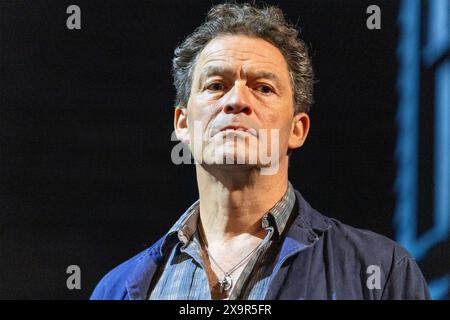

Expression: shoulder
xmin=294 ymin=189 xmax=410 ymax=265
xmin=326 ymin=217 xmax=411 ymax=263
xmin=322 ymin=217 xmax=430 ymax=299
xmin=90 ymin=237 xmax=164 ymax=300
xmin=90 ymin=249 xmax=149 ymax=300
xmin=293 ymin=189 xmax=430 ymax=299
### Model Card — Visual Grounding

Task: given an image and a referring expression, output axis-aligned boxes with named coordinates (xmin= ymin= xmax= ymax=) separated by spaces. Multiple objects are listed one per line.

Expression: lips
xmin=219 ymin=124 xmax=257 ymax=137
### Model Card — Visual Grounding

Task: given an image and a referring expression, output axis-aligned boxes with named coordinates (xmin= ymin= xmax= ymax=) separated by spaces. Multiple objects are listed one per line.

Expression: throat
xmin=197 ymin=227 xmax=267 ymax=299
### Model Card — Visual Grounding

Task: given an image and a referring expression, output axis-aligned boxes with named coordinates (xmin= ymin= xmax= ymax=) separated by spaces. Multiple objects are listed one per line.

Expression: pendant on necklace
xmin=219 ymin=274 xmax=233 ymax=293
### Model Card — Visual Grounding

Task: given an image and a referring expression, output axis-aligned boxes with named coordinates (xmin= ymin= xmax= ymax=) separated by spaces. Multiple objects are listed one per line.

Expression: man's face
xmin=175 ymin=35 xmax=309 ymax=173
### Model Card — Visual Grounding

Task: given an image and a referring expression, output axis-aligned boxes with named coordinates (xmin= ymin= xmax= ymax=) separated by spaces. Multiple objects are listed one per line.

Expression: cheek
xmin=187 ymin=106 xmax=219 ymax=142
xmin=265 ymin=113 xmax=293 ymax=146
xmin=188 ymin=94 xmax=220 ymax=120
xmin=194 ymin=95 xmax=226 ymax=121
xmin=259 ymin=111 xmax=290 ymax=132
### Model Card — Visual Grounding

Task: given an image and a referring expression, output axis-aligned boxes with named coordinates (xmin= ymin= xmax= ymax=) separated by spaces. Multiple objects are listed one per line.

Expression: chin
xmin=205 ymin=146 xmax=259 ymax=165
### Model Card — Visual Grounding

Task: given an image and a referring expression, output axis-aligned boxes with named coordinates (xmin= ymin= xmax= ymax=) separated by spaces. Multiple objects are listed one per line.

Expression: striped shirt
xmin=148 ymin=181 xmax=296 ymax=300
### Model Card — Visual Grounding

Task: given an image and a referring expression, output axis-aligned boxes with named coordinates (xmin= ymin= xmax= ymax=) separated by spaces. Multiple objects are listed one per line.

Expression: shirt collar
xmin=160 ymin=181 xmax=296 ymax=256
xmin=126 ymin=187 xmax=332 ymax=300
xmin=160 ymin=199 xmax=199 ymax=256
xmin=266 ymin=181 xmax=296 ymax=236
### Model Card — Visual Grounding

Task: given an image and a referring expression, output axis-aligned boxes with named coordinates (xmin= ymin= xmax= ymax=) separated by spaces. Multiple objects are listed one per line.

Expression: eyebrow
xmin=198 ymin=65 xmax=283 ymax=88
xmin=250 ymin=71 xmax=282 ymax=86
xmin=199 ymin=65 xmax=235 ymax=85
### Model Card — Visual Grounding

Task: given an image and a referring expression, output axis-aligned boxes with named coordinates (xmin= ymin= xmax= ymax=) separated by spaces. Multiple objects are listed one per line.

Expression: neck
xmin=196 ymin=159 xmax=289 ymax=244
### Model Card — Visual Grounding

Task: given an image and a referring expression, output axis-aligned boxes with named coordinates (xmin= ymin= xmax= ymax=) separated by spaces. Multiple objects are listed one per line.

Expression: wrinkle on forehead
xmin=202 ymin=47 xmax=280 ymax=62
xmin=199 ymin=36 xmax=286 ymax=65
xmin=194 ymin=35 xmax=290 ymax=83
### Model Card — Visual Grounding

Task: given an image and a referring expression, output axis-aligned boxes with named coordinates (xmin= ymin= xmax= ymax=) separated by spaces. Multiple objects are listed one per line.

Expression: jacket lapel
xmin=265 ymin=190 xmax=331 ymax=299
xmin=125 ymin=237 xmax=165 ymax=300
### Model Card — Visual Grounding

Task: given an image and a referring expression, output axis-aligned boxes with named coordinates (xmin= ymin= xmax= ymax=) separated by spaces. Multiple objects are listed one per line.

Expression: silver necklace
xmin=198 ymin=229 xmax=266 ymax=294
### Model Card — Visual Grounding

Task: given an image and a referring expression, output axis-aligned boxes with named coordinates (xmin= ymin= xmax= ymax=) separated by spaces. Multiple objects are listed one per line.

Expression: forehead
xmin=194 ymin=35 xmax=289 ymax=78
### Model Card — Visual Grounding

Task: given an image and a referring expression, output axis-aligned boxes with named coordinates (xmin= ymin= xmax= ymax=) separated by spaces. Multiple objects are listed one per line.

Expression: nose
xmin=222 ymin=82 xmax=253 ymax=115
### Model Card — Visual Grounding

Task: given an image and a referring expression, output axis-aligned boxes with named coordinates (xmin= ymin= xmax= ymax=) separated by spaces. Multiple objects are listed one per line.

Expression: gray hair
xmin=172 ymin=2 xmax=314 ymax=114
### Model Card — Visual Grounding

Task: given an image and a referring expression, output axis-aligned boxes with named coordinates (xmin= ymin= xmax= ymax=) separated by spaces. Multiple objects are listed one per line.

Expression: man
xmin=91 ymin=2 xmax=430 ymax=300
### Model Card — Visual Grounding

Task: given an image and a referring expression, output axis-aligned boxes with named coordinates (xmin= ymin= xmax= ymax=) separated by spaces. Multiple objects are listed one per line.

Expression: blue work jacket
xmin=91 ymin=190 xmax=430 ymax=300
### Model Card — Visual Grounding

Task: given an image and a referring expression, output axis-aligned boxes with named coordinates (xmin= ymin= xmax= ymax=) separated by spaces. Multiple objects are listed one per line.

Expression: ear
xmin=288 ymin=112 xmax=310 ymax=149
xmin=174 ymin=106 xmax=190 ymax=144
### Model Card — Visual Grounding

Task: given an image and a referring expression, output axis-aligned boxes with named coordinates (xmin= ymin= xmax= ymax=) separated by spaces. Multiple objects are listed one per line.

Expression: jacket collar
xmin=269 ymin=189 xmax=331 ymax=276
xmin=263 ymin=190 xmax=331 ymax=300
xmin=292 ymin=189 xmax=330 ymax=234
xmin=125 ymin=188 xmax=331 ymax=300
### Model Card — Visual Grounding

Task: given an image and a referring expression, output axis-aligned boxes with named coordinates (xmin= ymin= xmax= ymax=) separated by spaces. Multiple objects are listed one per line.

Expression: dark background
xmin=0 ymin=0 xmax=443 ymax=299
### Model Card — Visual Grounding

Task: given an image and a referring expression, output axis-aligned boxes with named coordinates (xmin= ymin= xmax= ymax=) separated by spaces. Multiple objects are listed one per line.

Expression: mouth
xmin=218 ymin=124 xmax=257 ymax=137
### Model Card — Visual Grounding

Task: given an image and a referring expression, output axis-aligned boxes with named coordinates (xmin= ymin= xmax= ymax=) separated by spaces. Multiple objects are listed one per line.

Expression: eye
xmin=255 ymin=84 xmax=274 ymax=94
xmin=206 ymin=82 xmax=225 ymax=92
